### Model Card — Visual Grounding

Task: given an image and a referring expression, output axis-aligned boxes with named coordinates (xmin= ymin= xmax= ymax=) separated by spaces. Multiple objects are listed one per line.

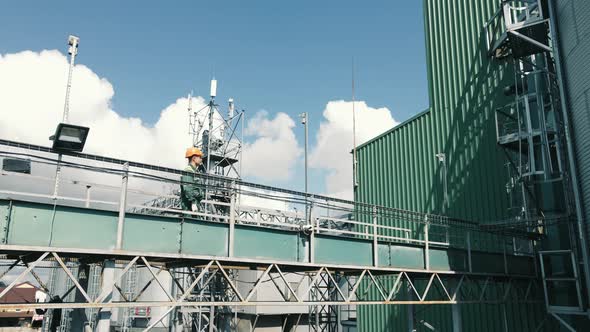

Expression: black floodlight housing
xmin=49 ymin=123 xmax=90 ymax=153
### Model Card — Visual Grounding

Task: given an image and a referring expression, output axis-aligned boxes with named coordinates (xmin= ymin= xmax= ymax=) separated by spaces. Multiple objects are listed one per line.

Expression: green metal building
xmin=355 ymin=0 xmax=590 ymax=330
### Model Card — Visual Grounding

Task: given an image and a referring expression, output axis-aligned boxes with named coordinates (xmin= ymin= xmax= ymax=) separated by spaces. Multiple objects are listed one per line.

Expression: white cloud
xmin=0 ymin=50 xmax=296 ymax=179
xmin=0 ymin=50 xmax=199 ymax=169
xmin=242 ymin=110 xmax=302 ymax=182
xmin=310 ymin=100 xmax=399 ymax=200
xmin=0 ymin=50 xmax=396 ymax=206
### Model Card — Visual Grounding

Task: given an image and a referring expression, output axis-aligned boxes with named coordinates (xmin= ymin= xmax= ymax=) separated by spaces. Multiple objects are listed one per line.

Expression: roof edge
xmin=356 ymin=108 xmax=431 ymax=150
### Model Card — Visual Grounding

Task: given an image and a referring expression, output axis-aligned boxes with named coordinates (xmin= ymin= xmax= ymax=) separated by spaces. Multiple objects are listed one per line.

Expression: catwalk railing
xmin=0 ymin=139 xmax=544 ymax=331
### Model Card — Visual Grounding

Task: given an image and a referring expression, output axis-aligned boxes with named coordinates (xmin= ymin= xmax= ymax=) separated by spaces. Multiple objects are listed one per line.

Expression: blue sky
xmin=0 ymin=1 xmax=428 ymax=194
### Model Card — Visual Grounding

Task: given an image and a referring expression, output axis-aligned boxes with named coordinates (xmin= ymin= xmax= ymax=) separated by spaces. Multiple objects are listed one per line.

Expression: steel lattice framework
xmin=0 ymin=249 xmax=543 ymax=332
xmin=0 ymin=139 xmax=546 ymax=331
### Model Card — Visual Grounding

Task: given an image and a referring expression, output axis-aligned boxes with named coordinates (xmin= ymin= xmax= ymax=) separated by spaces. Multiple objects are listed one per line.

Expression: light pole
xmin=299 ymin=112 xmax=308 ymax=220
xmin=53 ymin=35 xmax=80 ymax=198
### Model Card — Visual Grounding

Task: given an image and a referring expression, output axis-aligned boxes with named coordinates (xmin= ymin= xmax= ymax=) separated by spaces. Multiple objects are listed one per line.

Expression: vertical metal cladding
xmin=554 ymin=0 xmax=590 ymax=256
xmin=356 ymin=3 xmax=512 ymax=223
xmin=356 ymin=0 xmax=554 ymax=330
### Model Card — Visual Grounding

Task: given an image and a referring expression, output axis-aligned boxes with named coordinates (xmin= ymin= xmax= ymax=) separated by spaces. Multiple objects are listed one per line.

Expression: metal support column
xmin=452 ymin=304 xmax=462 ymax=332
xmin=96 ymin=259 xmax=115 ymax=332
xmin=209 ymin=305 xmax=215 ymax=332
xmin=424 ymin=217 xmax=430 ymax=270
xmin=70 ymin=263 xmax=91 ymax=332
xmin=309 ymin=199 xmax=315 ymax=264
xmin=372 ymin=206 xmax=378 ymax=267
xmin=229 ymin=182 xmax=236 ymax=257
xmin=116 ymin=162 xmax=129 ymax=250
xmin=407 ymin=283 xmax=415 ymax=332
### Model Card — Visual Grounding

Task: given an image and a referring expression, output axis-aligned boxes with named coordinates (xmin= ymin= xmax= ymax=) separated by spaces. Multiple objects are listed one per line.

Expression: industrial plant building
xmin=0 ymin=0 xmax=589 ymax=331
xmin=355 ymin=0 xmax=590 ymax=330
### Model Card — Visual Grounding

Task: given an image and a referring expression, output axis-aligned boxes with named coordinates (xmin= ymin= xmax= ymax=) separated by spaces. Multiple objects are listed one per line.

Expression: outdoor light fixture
xmin=435 ymin=153 xmax=448 ymax=209
xmin=49 ymin=123 xmax=90 ymax=153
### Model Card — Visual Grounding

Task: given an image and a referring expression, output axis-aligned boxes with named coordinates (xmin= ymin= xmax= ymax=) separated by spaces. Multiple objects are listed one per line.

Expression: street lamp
xmin=299 ymin=112 xmax=308 ymax=195
xmin=299 ymin=112 xmax=309 ymax=221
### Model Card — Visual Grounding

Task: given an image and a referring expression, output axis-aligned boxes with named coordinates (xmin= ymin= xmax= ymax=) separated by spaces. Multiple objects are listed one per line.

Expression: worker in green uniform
xmin=180 ymin=147 xmax=205 ymax=211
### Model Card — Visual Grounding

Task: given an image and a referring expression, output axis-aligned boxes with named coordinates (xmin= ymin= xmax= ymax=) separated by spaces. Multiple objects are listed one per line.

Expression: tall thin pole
xmin=304 ymin=113 xmax=308 ymax=196
xmin=62 ymin=35 xmax=79 ymax=124
xmin=53 ymin=35 xmax=79 ymax=198
xmin=207 ymin=99 xmax=214 ymax=172
xmin=300 ymin=112 xmax=309 ymax=221
xmin=352 ymin=58 xmax=358 ymax=188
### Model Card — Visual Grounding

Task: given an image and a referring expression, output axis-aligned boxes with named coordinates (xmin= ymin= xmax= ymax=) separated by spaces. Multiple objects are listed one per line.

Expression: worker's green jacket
xmin=180 ymin=164 xmax=205 ymax=210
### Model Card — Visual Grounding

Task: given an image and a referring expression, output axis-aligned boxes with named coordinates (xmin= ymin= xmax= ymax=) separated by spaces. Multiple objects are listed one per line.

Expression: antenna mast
xmin=186 ymin=79 xmax=244 ymax=179
xmin=352 ymin=58 xmax=358 ymax=188
xmin=63 ymin=35 xmax=79 ymax=123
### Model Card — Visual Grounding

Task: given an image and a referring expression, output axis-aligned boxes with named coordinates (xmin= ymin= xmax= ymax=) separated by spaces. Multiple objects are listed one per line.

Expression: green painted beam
xmin=0 ymin=198 xmax=535 ymax=277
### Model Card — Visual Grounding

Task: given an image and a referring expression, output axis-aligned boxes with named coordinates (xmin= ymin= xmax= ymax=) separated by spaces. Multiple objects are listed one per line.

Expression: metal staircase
xmin=486 ymin=0 xmax=589 ymax=329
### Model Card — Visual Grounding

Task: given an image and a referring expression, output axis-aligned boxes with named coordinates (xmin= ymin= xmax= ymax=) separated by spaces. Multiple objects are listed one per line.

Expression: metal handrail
xmin=0 ymin=139 xmax=536 ymax=259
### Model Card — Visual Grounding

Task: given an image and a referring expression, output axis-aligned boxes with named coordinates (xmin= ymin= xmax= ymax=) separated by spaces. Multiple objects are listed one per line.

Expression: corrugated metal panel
xmin=555 ymin=0 xmax=590 ymax=261
xmin=356 ymin=0 xmax=558 ymax=330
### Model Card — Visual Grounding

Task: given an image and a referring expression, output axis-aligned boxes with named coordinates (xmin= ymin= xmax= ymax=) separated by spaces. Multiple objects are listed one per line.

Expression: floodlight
xmin=68 ymin=35 xmax=80 ymax=55
xmin=49 ymin=123 xmax=90 ymax=153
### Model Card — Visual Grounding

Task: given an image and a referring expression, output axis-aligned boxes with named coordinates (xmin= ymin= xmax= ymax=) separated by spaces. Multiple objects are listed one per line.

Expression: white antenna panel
xmin=210 ymin=79 xmax=217 ymax=98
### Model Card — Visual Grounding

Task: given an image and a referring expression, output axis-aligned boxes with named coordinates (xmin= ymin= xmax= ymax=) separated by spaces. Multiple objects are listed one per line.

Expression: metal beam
xmin=94 ymin=256 xmax=139 ymax=303
xmin=0 ymin=298 xmax=542 ymax=311
xmin=51 ymin=252 xmax=92 ymax=303
xmin=0 ymin=252 xmax=49 ymax=300
xmin=140 ymin=257 xmax=174 ymax=301
xmin=550 ymin=312 xmax=576 ymax=332
xmin=0 ymin=244 xmax=537 ymax=279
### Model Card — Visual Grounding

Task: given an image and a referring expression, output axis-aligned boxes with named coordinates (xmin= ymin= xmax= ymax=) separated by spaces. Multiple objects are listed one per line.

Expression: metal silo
xmin=553 ymin=0 xmax=590 ymax=266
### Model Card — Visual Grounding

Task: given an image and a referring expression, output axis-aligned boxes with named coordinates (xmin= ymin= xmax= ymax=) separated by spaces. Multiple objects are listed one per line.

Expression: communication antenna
xmin=210 ymin=78 xmax=217 ymax=99
xmin=228 ymin=98 xmax=235 ymax=119
xmin=206 ymin=79 xmax=216 ymax=171
xmin=185 ymin=79 xmax=244 ymax=178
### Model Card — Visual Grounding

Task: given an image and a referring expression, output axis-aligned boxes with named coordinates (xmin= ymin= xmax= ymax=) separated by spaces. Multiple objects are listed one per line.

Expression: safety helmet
xmin=185 ymin=147 xmax=204 ymax=158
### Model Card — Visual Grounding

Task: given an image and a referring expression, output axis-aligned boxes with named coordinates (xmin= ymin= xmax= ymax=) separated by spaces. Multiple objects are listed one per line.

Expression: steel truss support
xmin=550 ymin=312 xmax=576 ymax=332
xmin=0 ymin=251 xmax=541 ymax=309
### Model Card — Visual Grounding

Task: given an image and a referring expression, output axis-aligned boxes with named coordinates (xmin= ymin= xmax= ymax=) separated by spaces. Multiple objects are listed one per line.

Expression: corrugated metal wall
xmin=555 ymin=0 xmax=590 ymax=260
xmin=356 ymin=0 xmax=512 ymax=222
xmin=356 ymin=0 xmax=560 ymax=330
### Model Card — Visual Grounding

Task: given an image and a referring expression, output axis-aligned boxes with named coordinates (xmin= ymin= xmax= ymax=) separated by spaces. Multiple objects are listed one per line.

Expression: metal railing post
xmin=85 ymin=185 xmax=91 ymax=208
xmin=116 ymin=162 xmax=129 ymax=250
xmin=229 ymin=181 xmax=236 ymax=257
xmin=424 ymin=216 xmax=430 ymax=270
xmin=466 ymin=231 xmax=473 ymax=273
xmin=309 ymin=197 xmax=316 ymax=264
xmin=372 ymin=206 xmax=378 ymax=267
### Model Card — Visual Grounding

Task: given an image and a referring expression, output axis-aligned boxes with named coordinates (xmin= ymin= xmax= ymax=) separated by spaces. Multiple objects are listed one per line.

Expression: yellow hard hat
xmin=185 ymin=147 xmax=203 ymax=158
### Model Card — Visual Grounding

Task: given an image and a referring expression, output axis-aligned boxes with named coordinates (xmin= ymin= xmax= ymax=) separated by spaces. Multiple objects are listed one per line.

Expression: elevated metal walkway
xmin=0 ymin=139 xmax=542 ymax=331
